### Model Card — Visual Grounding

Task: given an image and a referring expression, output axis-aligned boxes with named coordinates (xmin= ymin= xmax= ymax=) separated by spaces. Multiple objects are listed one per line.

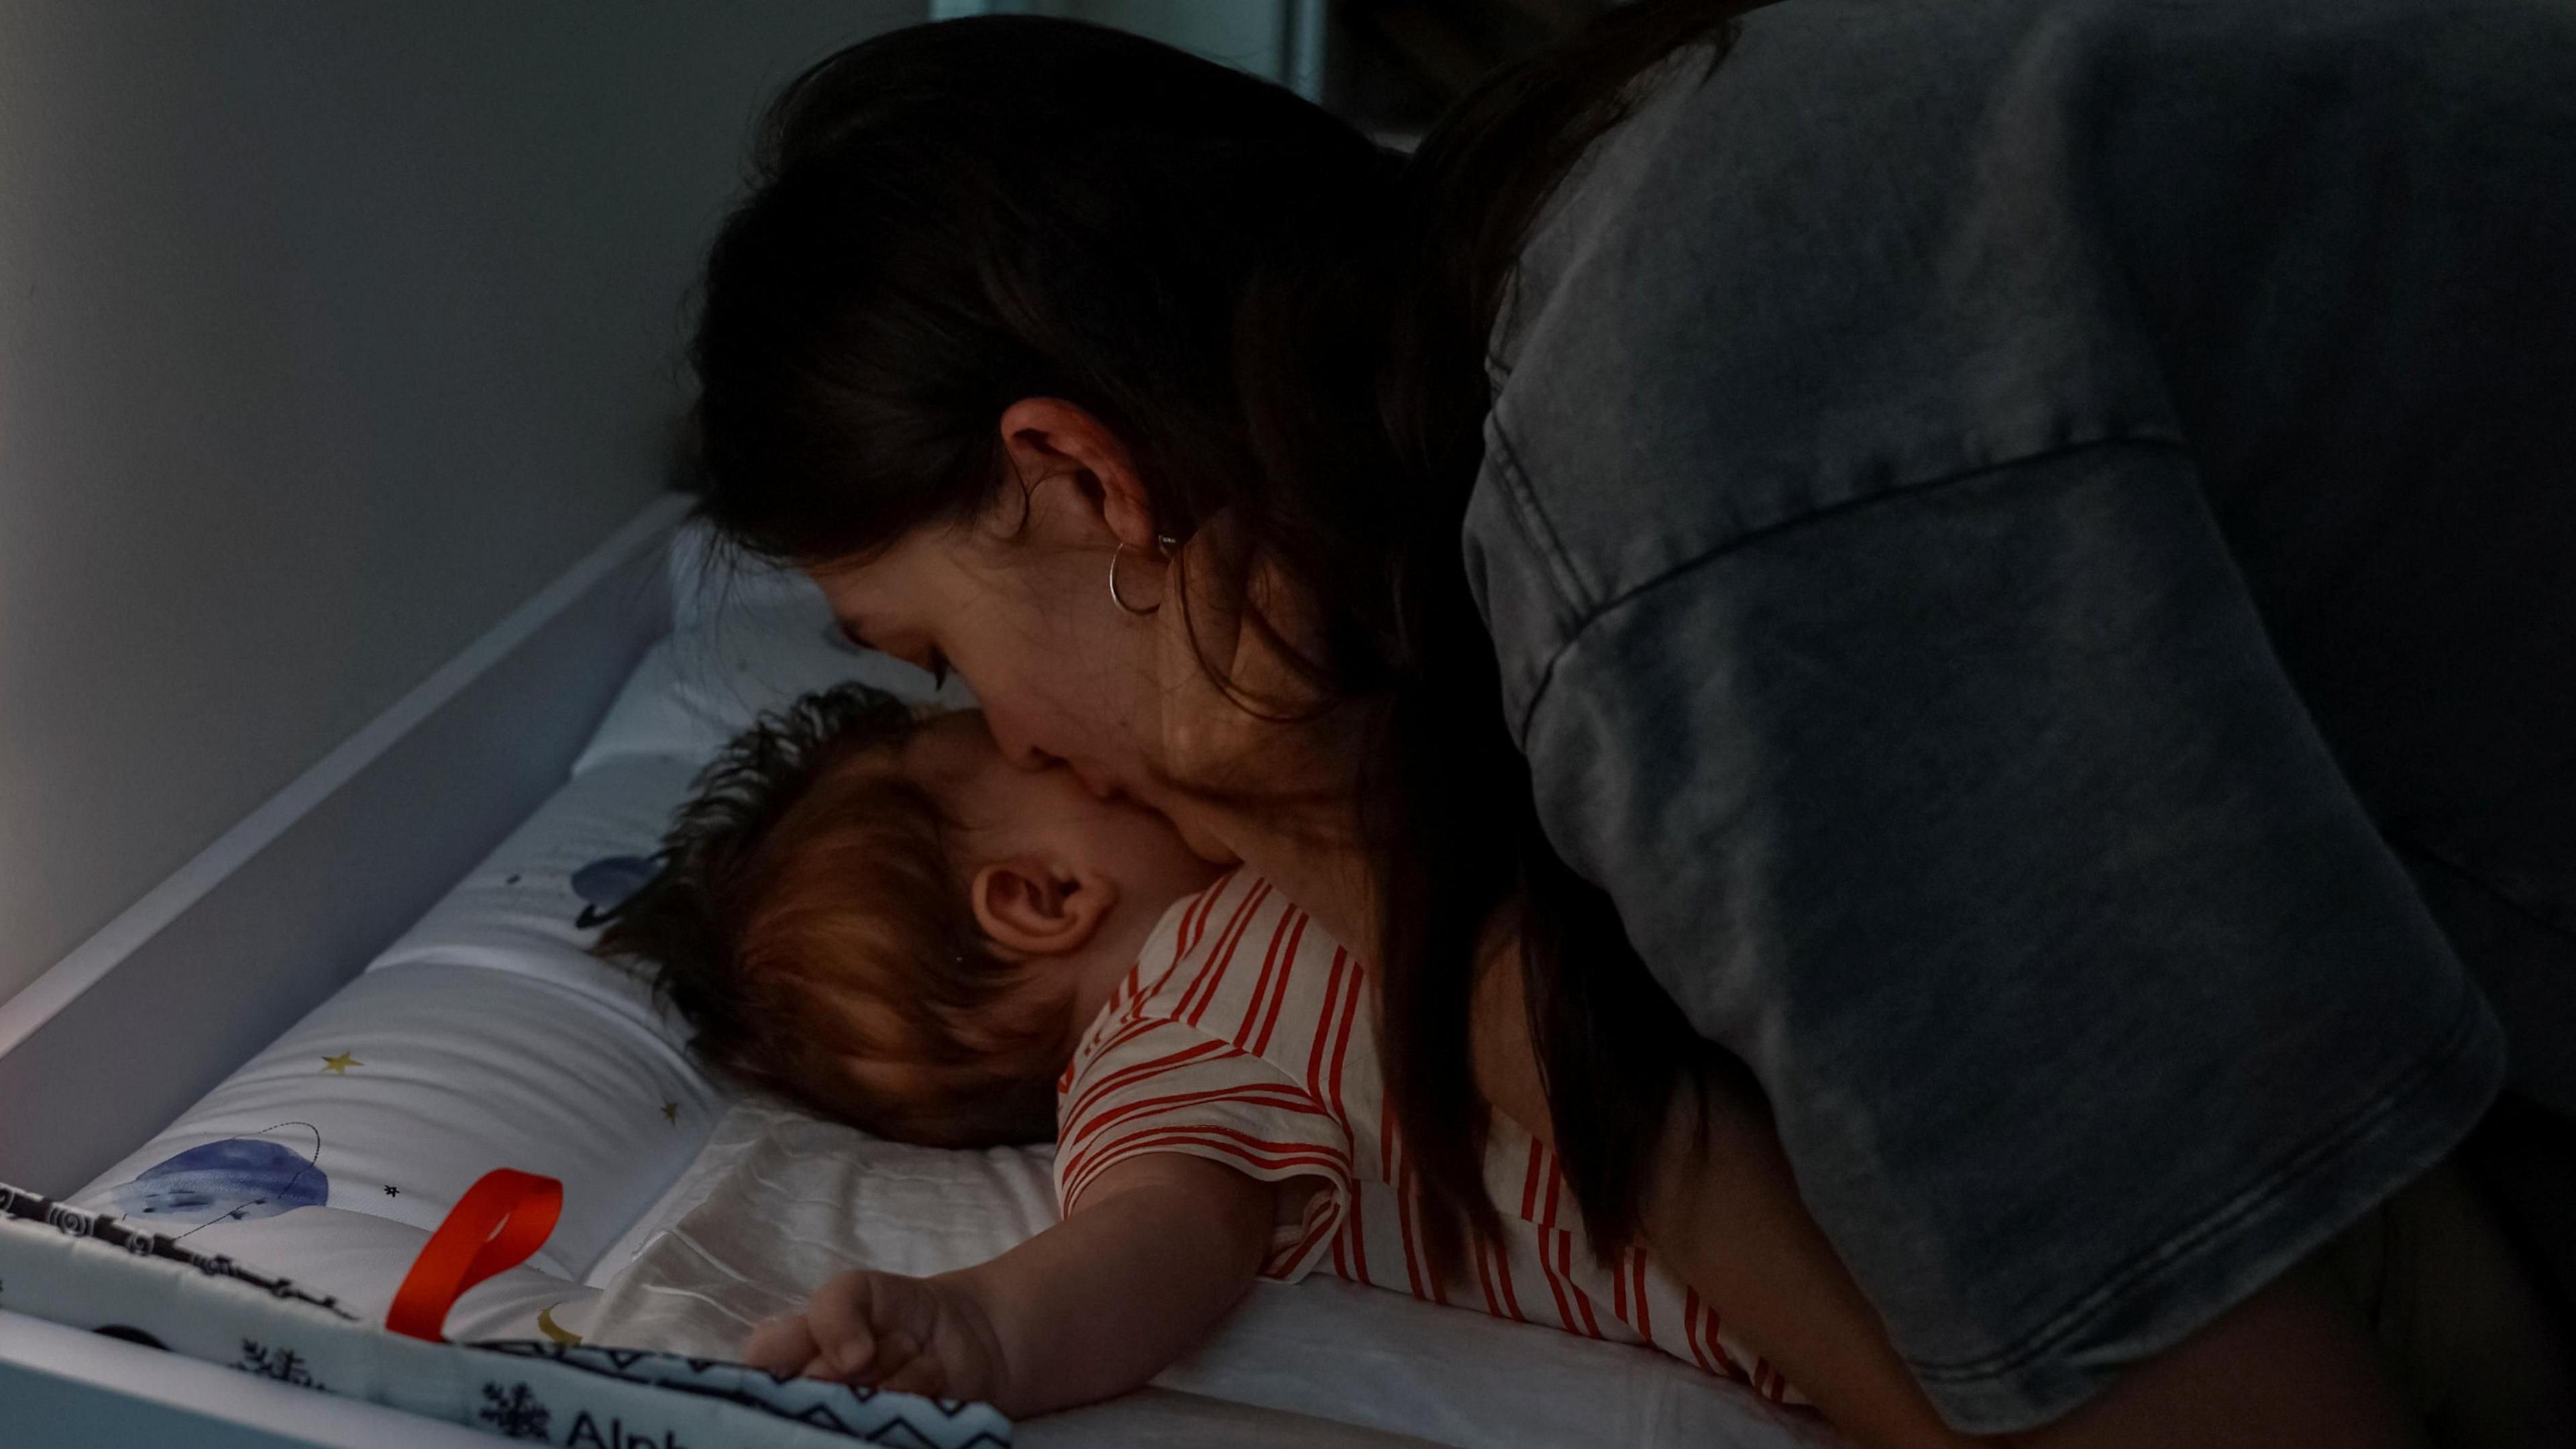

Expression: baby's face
xmin=903 ymin=711 xmax=1219 ymax=916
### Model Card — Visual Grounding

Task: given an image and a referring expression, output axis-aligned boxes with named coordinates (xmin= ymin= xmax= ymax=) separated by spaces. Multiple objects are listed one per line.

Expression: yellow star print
xmin=320 ymin=1052 xmax=360 ymax=1075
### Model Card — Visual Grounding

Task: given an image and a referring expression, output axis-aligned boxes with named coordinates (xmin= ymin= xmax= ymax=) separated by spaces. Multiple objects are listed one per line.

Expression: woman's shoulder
xmin=1476 ymin=0 xmax=2376 ymax=722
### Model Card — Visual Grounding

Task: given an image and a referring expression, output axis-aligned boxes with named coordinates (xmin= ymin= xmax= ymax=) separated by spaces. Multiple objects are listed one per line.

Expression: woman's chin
xmin=1175 ymin=814 xmax=1242 ymax=866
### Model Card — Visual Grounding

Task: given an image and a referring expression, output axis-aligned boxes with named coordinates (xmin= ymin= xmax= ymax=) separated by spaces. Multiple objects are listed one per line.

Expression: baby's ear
xmin=969 ymin=857 xmax=1119 ymax=957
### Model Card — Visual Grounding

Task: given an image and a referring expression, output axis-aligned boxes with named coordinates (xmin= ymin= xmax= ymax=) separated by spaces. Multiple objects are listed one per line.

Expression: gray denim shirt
xmin=1466 ymin=0 xmax=2573 ymax=1428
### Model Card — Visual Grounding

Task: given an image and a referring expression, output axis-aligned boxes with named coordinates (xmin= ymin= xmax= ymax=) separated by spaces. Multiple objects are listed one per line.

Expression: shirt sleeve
xmin=1511 ymin=439 xmax=2504 ymax=1428
xmin=1055 ymin=1012 xmax=1355 ymax=1282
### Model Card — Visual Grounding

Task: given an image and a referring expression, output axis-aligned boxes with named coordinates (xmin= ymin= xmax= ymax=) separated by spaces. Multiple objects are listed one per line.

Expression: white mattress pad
xmin=62 ymin=537 xmax=1844 ymax=1446
xmin=586 ymin=1098 xmax=1837 ymax=1449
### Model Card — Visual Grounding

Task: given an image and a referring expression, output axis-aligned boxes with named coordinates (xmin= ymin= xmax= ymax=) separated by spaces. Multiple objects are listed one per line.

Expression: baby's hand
xmin=743 ymin=1269 xmax=1008 ymax=1403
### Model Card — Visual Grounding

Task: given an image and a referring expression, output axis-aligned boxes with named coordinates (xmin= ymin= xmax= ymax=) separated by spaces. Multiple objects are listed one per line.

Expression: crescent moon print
xmin=571 ymin=855 xmax=659 ymax=929
xmin=537 ymin=1303 xmax=583 ymax=1346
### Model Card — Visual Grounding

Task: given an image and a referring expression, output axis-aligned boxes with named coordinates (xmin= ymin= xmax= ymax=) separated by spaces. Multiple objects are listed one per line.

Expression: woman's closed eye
xmin=837 ymin=616 xmax=947 ymax=688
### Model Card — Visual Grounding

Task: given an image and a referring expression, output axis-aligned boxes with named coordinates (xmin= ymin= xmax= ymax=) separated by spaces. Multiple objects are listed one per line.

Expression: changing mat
xmin=0 ymin=1181 xmax=1006 ymax=1449
xmin=66 ymin=537 xmax=971 ymax=1342
xmin=585 ymin=1099 xmax=1837 ymax=1449
xmin=49 ymin=525 xmax=1841 ymax=1448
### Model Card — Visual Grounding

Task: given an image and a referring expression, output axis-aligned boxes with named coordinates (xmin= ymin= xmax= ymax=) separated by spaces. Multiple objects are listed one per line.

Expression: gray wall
xmin=0 ymin=2 xmax=925 ymax=1005
xmin=932 ymin=1 xmax=1311 ymax=91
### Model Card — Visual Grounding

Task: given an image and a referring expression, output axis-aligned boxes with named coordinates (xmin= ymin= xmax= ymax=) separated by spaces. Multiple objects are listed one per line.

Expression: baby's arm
xmin=743 ymin=1152 xmax=1284 ymax=1417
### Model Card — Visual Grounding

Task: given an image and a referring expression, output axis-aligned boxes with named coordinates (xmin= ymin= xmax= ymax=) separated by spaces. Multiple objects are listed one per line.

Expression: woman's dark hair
xmin=689 ymin=14 xmax=1401 ymax=572
xmin=1369 ymin=3 xmax=1750 ymax=1275
xmin=688 ymin=5 xmax=1748 ymax=1273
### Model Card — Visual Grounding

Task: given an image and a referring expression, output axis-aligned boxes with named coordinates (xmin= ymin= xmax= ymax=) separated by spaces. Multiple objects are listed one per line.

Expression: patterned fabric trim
xmin=0 ymin=1177 xmax=359 ymax=1320
xmin=0 ymin=1177 xmax=1010 ymax=1448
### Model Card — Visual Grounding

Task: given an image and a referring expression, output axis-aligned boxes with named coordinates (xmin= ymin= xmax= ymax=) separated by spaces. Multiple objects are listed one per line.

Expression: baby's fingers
xmin=877 ymin=1338 xmax=951 ymax=1399
xmin=743 ymin=1314 xmax=820 ymax=1377
xmin=806 ymin=1270 xmax=902 ymax=1381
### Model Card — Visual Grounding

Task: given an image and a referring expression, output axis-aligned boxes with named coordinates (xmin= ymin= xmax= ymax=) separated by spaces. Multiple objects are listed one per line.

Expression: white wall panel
xmin=0 ymin=2 xmax=924 ymax=1004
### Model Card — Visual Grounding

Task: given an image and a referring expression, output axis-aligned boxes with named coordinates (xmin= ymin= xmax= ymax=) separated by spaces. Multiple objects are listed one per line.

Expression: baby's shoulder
xmin=1125 ymin=869 xmax=1276 ymax=1006
xmin=1059 ymin=872 xmax=1254 ymax=1084
xmin=1070 ymin=871 xmax=1373 ymax=1091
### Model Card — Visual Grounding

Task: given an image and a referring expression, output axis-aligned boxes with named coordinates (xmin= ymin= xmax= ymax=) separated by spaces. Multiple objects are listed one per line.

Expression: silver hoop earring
xmin=1108 ymin=541 xmax=1159 ymax=615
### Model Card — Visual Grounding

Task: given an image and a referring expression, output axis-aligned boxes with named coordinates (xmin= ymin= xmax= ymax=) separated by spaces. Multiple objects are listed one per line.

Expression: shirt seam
xmin=1484 ymin=425 xmax=1598 ymax=617
xmin=1055 ymin=1002 xmax=1356 ymax=1174
xmin=1906 ymin=981 xmax=2498 ymax=1383
xmin=2394 ymin=833 xmax=2576 ymax=948
xmin=1507 ymin=431 xmax=2188 ymax=746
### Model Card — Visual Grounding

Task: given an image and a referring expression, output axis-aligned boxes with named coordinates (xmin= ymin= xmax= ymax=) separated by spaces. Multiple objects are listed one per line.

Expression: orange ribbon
xmin=386 ymin=1168 xmax=563 ymax=1342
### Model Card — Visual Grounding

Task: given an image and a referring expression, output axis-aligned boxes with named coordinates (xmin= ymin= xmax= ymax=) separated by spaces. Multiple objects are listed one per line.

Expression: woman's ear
xmin=997 ymin=397 xmax=1161 ymax=549
xmin=969 ymin=855 xmax=1121 ymax=958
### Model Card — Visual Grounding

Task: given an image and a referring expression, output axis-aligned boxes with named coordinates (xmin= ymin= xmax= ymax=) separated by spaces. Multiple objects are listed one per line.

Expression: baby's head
xmin=598 ymin=685 xmax=1218 ymax=1146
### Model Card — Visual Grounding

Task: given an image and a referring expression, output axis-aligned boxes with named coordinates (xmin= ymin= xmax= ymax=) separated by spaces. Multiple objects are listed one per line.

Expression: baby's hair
xmin=594 ymin=684 xmax=1061 ymax=1146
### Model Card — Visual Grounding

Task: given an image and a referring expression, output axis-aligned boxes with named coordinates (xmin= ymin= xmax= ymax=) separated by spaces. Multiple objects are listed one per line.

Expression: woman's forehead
xmin=809 ymin=557 xmax=906 ymax=637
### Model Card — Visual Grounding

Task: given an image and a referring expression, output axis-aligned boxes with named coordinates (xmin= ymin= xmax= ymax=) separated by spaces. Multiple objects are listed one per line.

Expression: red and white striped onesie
xmin=1055 ymin=870 xmax=1804 ymax=1403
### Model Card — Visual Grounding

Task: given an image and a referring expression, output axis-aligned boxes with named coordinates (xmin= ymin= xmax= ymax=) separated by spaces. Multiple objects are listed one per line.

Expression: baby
xmin=603 ymin=686 xmax=2575 ymax=1439
xmin=597 ymin=684 xmax=1798 ymax=1417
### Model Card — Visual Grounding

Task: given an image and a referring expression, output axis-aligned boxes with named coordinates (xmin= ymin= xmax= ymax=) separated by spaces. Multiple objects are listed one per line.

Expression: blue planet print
xmin=572 ymin=853 xmax=659 ymax=928
xmin=103 ymin=1138 xmax=328 ymax=1229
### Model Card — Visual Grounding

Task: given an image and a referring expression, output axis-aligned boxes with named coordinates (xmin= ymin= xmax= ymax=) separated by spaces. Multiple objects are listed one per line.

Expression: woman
xmin=683 ymin=5 xmax=2575 ymax=1443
